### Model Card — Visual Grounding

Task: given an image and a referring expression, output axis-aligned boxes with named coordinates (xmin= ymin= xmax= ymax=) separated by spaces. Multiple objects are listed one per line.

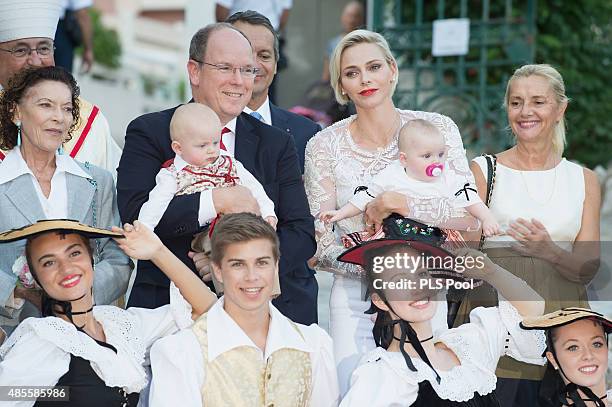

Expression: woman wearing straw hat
xmin=337 ymin=239 xmax=546 ymax=406
xmin=0 ymin=219 xmax=217 ymax=406
xmin=521 ymin=308 xmax=611 ymax=406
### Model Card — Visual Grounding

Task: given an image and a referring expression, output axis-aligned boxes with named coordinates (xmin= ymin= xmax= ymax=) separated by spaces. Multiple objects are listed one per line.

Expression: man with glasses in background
xmin=0 ymin=0 xmax=122 ymax=180
xmin=117 ymin=23 xmax=317 ymax=324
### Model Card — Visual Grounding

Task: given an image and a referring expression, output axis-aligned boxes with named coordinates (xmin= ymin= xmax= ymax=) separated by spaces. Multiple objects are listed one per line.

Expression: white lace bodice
xmin=0 ymin=283 xmax=192 ymax=397
xmin=339 ymin=301 xmax=547 ymax=406
xmin=304 ymin=109 xmax=477 ymax=277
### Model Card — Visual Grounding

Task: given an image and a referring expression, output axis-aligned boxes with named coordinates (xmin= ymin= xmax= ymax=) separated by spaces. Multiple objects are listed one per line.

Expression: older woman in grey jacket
xmin=0 ymin=66 xmax=130 ymax=335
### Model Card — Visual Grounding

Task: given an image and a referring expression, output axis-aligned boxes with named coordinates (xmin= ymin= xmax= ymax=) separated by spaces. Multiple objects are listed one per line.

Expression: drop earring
xmin=56 ymin=130 xmax=65 ymax=155
xmin=15 ymin=121 xmax=21 ymax=147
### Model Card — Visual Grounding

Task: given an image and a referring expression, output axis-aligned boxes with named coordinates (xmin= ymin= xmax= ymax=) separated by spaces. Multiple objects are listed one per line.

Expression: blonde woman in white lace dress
xmin=304 ymin=29 xmax=479 ymax=395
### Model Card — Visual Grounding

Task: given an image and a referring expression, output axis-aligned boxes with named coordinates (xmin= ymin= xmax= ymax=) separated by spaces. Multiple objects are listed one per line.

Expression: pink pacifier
xmin=425 ymin=163 xmax=444 ymax=177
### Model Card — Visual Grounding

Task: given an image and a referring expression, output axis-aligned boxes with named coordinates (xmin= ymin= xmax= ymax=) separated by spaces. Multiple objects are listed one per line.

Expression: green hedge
xmin=536 ymin=0 xmax=612 ymax=167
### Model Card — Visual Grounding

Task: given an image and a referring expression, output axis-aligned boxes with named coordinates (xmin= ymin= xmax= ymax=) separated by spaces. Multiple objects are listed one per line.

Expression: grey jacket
xmin=0 ymin=160 xmax=131 ymax=322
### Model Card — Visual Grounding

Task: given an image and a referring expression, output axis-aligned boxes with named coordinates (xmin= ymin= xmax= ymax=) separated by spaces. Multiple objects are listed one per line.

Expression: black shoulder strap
xmin=483 ymin=154 xmax=497 ymax=207
xmin=479 ymin=154 xmax=497 ymax=249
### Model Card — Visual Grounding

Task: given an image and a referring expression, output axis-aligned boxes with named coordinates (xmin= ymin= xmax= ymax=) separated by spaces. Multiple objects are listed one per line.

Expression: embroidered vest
xmin=164 ymin=155 xmax=240 ymax=196
xmin=192 ymin=314 xmax=312 ymax=407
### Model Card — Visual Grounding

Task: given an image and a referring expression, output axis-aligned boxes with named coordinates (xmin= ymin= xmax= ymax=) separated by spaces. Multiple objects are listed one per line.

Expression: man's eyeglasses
xmin=193 ymin=58 xmax=259 ymax=78
xmin=0 ymin=44 xmax=56 ymax=58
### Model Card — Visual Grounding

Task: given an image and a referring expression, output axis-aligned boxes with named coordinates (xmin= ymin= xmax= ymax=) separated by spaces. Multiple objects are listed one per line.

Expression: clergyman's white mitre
xmin=0 ymin=0 xmax=63 ymax=44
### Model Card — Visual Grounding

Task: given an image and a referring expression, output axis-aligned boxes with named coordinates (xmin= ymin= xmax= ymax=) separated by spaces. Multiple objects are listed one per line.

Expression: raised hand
xmin=453 ymin=247 xmax=497 ymax=281
xmin=112 ymin=221 xmax=163 ymax=261
xmin=364 ymin=191 xmax=410 ymax=231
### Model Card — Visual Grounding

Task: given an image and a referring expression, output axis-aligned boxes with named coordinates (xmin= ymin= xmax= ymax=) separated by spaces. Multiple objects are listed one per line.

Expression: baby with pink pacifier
xmin=320 ymin=119 xmax=500 ymax=237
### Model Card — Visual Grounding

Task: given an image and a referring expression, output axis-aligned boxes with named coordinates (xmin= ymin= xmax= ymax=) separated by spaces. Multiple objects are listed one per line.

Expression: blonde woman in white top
xmin=461 ymin=64 xmax=602 ymax=407
xmin=304 ymin=29 xmax=479 ymax=395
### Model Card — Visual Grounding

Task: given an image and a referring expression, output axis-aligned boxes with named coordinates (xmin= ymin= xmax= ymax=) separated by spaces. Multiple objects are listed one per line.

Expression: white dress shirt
xmin=220 ymin=117 xmax=237 ymax=157
xmin=224 ymin=97 xmax=272 ymax=156
xmin=148 ymin=298 xmax=340 ymax=407
xmin=138 ymin=153 xmax=275 ymax=230
xmin=243 ymin=96 xmax=273 ymax=125
xmin=0 ymin=148 xmax=91 ymax=219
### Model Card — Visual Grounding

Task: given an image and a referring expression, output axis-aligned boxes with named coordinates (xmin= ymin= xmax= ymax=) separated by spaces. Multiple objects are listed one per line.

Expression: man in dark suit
xmin=223 ymin=11 xmax=321 ymax=324
xmin=117 ymin=22 xmax=317 ymax=324
xmin=227 ymin=11 xmax=321 ymax=173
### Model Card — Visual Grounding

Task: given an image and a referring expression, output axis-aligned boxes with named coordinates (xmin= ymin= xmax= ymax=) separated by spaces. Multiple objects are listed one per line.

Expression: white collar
xmin=243 ymin=96 xmax=271 ymax=124
xmin=0 ymin=147 xmax=90 ymax=185
xmin=207 ymin=297 xmax=312 ymax=362
xmin=223 ymin=117 xmax=237 ymax=134
xmin=0 ymin=306 xmax=149 ymax=394
xmin=173 ymin=154 xmax=189 ymax=171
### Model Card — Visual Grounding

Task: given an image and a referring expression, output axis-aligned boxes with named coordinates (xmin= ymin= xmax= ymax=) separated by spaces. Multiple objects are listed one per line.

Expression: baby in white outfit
xmin=320 ymin=119 xmax=499 ymax=236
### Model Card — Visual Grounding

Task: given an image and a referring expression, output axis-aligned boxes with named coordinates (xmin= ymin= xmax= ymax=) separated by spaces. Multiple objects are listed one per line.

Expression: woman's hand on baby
xmin=112 ymin=221 xmax=163 ymax=261
xmin=319 ymin=210 xmax=340 ymax=224
xmin=307 ymin=256 xmax=318 ymax=269
xmin=265 ymin=216 xmax=278 ymax=230
xmin=364 ymin=191 xmax=410 ymax=231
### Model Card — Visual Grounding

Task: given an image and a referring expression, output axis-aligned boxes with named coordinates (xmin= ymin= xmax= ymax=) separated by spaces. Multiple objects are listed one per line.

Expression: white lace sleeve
xmin=464 ymin=300 xmax=547 ymax=367
xmin=148 ymin=330 xmax=204 ymax=407
xmin=340 ymin=349 xmax=418 ymax=406
xmin=304 ymin=133 xmax=363 ymax=278
xmin=126 ymin=282 xmax=193 ymax=351
xmin=0 ymin=313 xmax=150 ymax=393
xmin=0 ymin=329 xmax=69 ymax=401
xmin=300 ymin=324 xmax=340 ymax=407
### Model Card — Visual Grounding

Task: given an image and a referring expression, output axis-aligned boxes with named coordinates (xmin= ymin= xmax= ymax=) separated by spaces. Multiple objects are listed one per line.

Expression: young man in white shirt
xmin=148 ymin=213 xmax=339 ymax=407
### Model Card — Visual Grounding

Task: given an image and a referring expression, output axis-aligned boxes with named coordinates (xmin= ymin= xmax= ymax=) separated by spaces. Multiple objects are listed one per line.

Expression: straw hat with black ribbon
xmin=0 ymin=219 xmax=123 ymax=243
xmin=521 ymin=307 xmax=611 ymax=407
xmin=0 ymin=219 xmax=123 ymax=327
xmin=521 ymin=307 xmax=612 ymax=333
xmin=337 ymin=235 xmax=466 ymax=386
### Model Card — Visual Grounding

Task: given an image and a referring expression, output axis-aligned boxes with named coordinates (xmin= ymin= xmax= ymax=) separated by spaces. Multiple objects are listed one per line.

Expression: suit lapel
xmin=234 ymin=113 xmax=259 ymax=171
xmin=66 ymin=172 xmax=95 ymax=222
xmin=4 ymin=176 xmax=46 ymax=223
xmin=270 ymin=103 xmax=292 ymax=135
